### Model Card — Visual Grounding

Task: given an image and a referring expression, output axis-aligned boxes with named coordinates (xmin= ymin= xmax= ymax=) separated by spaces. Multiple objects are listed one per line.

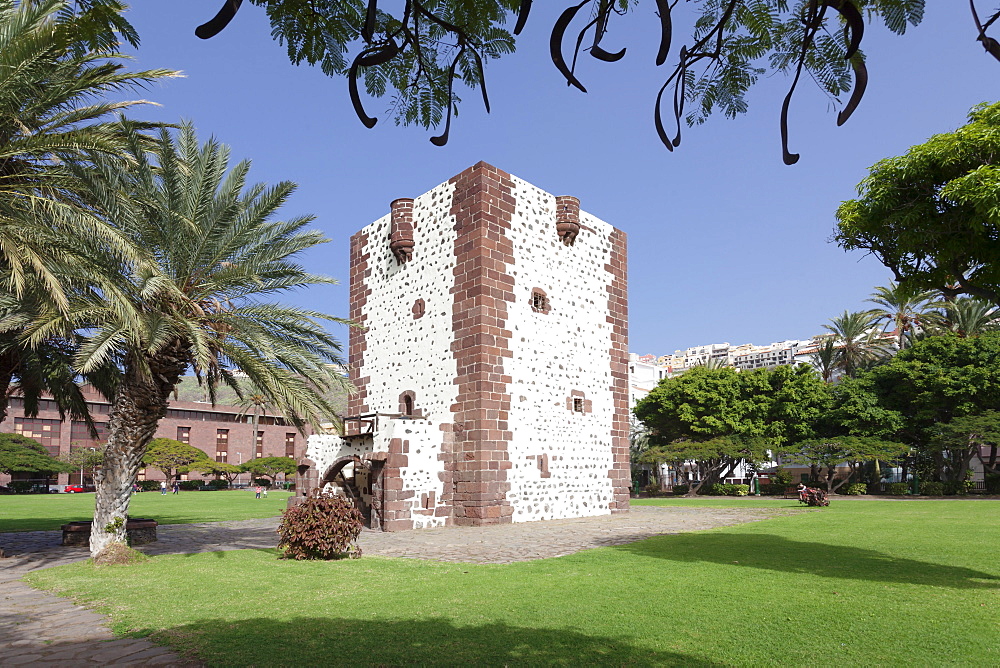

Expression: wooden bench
xmin=61 ymin=518 xmax=158 ymax=547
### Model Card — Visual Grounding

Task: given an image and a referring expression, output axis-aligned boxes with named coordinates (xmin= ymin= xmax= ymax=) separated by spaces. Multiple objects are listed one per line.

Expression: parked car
xmin=64 ymin=485 xmax=94 ymax=493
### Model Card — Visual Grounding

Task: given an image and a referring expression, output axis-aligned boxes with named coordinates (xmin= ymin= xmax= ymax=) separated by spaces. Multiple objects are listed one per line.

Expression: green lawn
xmin=25 ymin=499 xmax=1000 ymax=666
xmin=0 ymin=490 xmax=292 ymax=532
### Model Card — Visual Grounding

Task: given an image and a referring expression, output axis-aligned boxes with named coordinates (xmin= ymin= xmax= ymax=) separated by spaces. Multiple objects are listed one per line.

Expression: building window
xmin=14 ymin=417 xmax=61 ymax=454
xmin=256 ymin=431 xmax=264 ymax=458
xmin=216 ymin=429 xmax=229 ymax=463
xmin=566 ymin=391 xmax=590 ymax=414
xmin=71 ymin=421 xmax=107 ymax=449
xmin=285 ymin=433 xmax=296 ymax=458
xmin=530 ymin=288 xmax=550 ymax=314
xmin=398 ymin=391 xmax=421 ymax=418
xmin=177 ymin=426 xmax=191 ymax=444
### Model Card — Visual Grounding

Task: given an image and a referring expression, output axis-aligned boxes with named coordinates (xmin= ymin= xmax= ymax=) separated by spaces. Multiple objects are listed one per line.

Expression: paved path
xmin=0 ymin=505 xmax=785 ymax=666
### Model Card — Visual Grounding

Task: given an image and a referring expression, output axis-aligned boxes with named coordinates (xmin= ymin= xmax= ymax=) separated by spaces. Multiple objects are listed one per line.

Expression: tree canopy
xmin=142 ymin=438 xmax=211 ymax=484
xmin=634 ymin=364 xmax=830 ymax=493
xmin=857 ymin=332 xmax=1000 ymax=447
xmin=837 ymin=102 xmax=1000 ymax=306
xmin=68 ymin=1 xmax=1000 ymax=161
xmin=0 ymin=433 xmax=69 ymax=474
xmin=242 ymin=455 xmax=297 ymax=485
xmin=781 ymin=436 xmax=908 ymax=493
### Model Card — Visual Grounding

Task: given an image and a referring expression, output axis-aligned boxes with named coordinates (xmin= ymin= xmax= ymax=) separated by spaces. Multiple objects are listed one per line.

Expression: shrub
xmin=731 ymin=484 xmax=750 ymax=496
xmin=206 ymin=479 xmax=229 ymax=489
xmin=844 ymin=483 xmax=868 ymax=496
xmin=277 ymin=490 xmax=364 ymax=560
xmin=9 ymin=481 xmax=40 ymax=494
xmin=671 ymin=484 xmax=689 ymax=495
xmin=760 ymin=483 xmax=785 ymax=496
xmin=943 ymin=479 xmax=974 ymax=495
xmin=986 ymin=475 xmax=1000 ymax=494
xmin=138 ymin=480 xmax=161 ymax=492
xmin=920 ymin=481 xmax=945 ymax=496
xmin=178 ymin=480 xmax=204 ymax=491
xmin=802 ymin=487 xmax=829 ymax=507
xmin=886 ymin=482 xmax=909 ymax=496
xmin=643 ymin=482 xmax=661 ymax=496
xmin=770 ymin=467 xmax=794 ymax=487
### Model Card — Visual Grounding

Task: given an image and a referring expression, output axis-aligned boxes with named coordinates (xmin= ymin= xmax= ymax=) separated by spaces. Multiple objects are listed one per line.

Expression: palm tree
xmin=823 ymin=311 xmax=883 ymax=378
xmin=0 ymin=0 xmax=176 ymax=306
xmin=0 ymin=0 xmax=174 ymax=428
xmin=237 ymin=386 xmax=274 ymax=484
xmin=942 ymin=297 xmax=998 ymax=338
xmin=865 ymin=282 xmax=943 ymax=350
xmin=55 ymin=125 xmax=349 ymax=556
xmin=808 ymin=336 xmax=837 ymax=382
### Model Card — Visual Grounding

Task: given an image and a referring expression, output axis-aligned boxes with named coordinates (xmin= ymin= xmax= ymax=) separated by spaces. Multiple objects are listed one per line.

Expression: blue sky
xmin=114 ymin=3 xmax=994 ymax=356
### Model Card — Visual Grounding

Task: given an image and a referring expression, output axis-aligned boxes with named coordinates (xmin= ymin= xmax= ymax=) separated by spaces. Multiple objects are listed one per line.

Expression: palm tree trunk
xmin=90 ymin=345 xmax=189 ymax=556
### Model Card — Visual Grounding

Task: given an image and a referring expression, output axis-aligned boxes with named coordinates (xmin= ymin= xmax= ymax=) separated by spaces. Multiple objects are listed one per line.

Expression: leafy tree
xmin=782 ymin=436 xmax=908 ymax=493
xmin=50 ymin=125 xmax=349 ymax=556
xmin=634 ymin=364 xmax=830 ymax=494
xmin=0 ymin=433 xmax=69 ymax=475
xmin=823 ymin=310 xmax=885 ymax=378
xmin=866 ymin=283 xmax=942 ymax=350
xmin=142 ymin=438 xmax=210 ymax=485
xmin=242 ymin=455 xmax=297 ymax=486
xmin=192 ymin=460 xmax=244 ymax=485
xmin=60 ymin=444 xmax=105 ymax=477
xmin=928 ymin=411 xmax=1000 ymax=483
xmin=640 ymin=436 xmax=771 ymax=496
xmin=837 ymin=102 xmax=1000 ymax=306
xmin=858 ymin=332 xmax=1000 ymax=451
xmin=822 ymin=376 xmax=902 ymax=439
xmin=67 ymin=1 xmax=999 ymax=162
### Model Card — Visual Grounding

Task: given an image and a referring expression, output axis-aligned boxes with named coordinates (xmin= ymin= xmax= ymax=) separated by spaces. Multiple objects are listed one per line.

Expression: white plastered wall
xmin=353 ymin=180 xmax=458 ymax=525
xmin=503 ymin=177 xmax=617 ymax=522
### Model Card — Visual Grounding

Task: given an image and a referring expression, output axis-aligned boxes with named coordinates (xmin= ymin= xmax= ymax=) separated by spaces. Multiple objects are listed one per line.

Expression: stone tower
xmin=298 ymin=162 xmax=629 ymax=530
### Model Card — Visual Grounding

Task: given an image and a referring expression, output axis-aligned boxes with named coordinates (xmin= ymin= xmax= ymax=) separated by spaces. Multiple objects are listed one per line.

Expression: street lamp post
xmin=238 ymin=452 xmax=242 ymax=488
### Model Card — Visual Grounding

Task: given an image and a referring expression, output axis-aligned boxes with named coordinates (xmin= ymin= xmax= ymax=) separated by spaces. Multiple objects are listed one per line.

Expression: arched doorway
xmin=321 ymin=457 xmax=375 ymax=528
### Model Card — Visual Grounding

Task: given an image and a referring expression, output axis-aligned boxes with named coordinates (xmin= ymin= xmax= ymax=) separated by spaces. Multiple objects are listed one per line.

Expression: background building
xmin=0 ymin=384 xmax=311 ymax=489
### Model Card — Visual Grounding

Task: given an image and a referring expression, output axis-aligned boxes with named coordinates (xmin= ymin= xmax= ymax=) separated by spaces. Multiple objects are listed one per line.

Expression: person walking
xmin=160 ymin=481 xmax=167 ymax=495
xmin=255 ymin=485 xmax=261 ymax=499
xmin=172 ymin=481 xmax=179 ymax=494
xmin=262 ymin=486 xmax=268 ymax=498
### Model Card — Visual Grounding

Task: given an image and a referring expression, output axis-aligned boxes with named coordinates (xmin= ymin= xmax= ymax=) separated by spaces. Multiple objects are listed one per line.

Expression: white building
xmin=296 ymin=162 xmax=631 ymax=530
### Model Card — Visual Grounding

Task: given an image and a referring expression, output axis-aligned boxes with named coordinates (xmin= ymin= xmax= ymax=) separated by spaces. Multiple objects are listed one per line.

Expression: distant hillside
xmin=171 ymin=376 xmax=351 ymax=418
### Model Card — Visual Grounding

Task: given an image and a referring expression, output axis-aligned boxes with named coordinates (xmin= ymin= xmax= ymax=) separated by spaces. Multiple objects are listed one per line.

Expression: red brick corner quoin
xmin=347 ymin=229 xmax=371 ymax=417
xmin=448 ymin=162 xmax=517 ymax=526
xmin=606 ymin=228 xmax=630 ymax=512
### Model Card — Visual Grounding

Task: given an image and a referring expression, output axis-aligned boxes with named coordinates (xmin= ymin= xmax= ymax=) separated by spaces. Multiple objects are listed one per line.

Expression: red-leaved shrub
xmin=277 ymin=489 xmax=364 ymax=560
xmin=802 ymin=487 xmax=830 ymax=507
